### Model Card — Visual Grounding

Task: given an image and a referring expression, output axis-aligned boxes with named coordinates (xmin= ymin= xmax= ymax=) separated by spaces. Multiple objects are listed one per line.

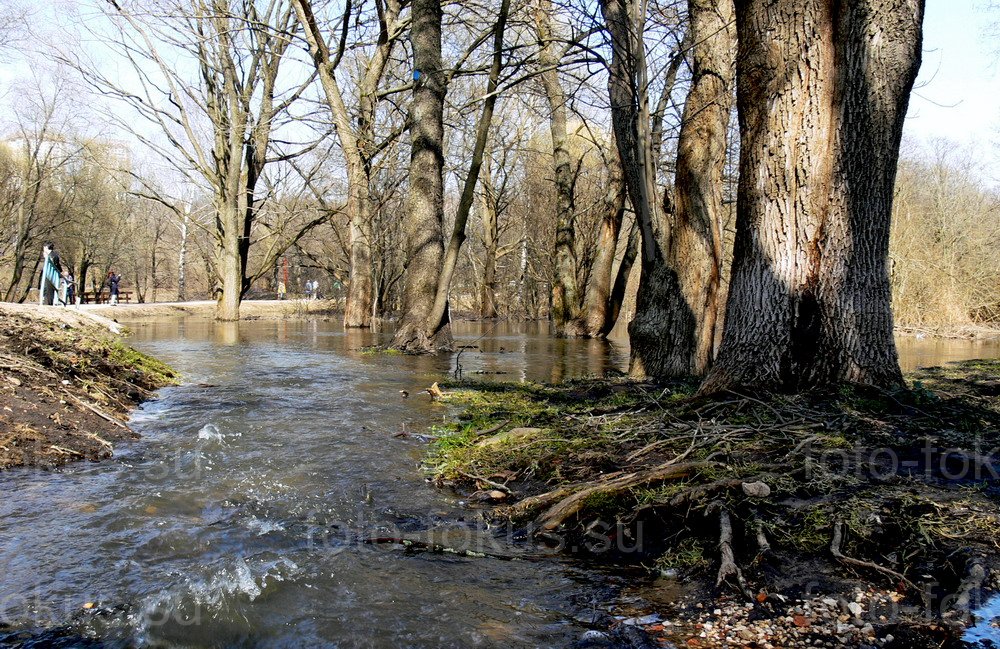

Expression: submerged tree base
xmin=427 ymin=361 xmax=1000 ymax=647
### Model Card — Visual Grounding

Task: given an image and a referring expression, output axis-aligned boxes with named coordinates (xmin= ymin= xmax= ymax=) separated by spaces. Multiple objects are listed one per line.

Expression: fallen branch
xmin=80 ymin=431 xmax=114 ymax=450
xmin=533 ymin=460 xmax=714 ymax=532
xmin=363 ymin=536 xmax=519 ymax=561
xmin=62 ymin=389 xmax=130 ymax=431
xmin=49 ymin=445 xmax=84 ymax=457
xmin=455 ymin=469 xmax=513 ymax=495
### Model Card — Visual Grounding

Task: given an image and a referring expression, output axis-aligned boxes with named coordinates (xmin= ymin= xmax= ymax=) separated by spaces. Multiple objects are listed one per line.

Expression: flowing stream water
xmin=0 ymin=318 xmax=998 ymax=648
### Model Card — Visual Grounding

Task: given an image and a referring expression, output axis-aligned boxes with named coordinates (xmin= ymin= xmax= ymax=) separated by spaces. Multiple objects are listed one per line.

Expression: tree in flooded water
xmin=390 ymin=0 xmax=512 ymax=352
xmin=389 ymin=0 xmax=449 ymax=352
xmin=602 ymin=0 xmax=733 ymax=379
xmin=292 ymin=0 xmax=410 ymax=330
xmin=63 ymin=0 xmax=323 ymax=321
xmin=701 ymin=0 xmax=925 ymax=392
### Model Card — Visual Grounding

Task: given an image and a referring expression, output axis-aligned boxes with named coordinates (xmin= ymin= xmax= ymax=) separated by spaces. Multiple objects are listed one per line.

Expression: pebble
xmin=600 ymin=588 xmax=932 ymax=649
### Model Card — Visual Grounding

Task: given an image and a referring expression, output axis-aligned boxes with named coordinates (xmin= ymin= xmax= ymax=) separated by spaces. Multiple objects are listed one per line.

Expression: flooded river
xmin=0 ymin=318 xmax=997 ymax=648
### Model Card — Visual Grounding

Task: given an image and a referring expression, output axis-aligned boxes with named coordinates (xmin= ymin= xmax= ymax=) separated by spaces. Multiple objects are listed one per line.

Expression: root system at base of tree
xmin=427 ymin=361 xmax=1000 ymax=647
xmin=0 ymin=305 xmax=178 ymax=471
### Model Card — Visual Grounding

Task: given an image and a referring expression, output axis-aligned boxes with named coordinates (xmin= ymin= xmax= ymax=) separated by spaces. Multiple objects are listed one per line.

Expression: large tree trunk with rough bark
xmin=582 ymin=152 xmax=627 ymax=337
xmin=423 ymin=0 xmax=510 ymax=340
xmin=535 ymin=0 xmax=584 ymax=337
xmin=701 ymin=0 xmax=923 ymax=393
xmin=660 ymin=0 xmax=736 ymax=374
xmin=603 ymin=0 xmax=691 ymax=378
xmin=216 ymin=202 xmax=243 ymax=322
xmin=390 ymin=0 xmax=451 ymax=352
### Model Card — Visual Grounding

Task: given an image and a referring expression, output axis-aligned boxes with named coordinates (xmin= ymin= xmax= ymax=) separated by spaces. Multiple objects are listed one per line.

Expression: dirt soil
xmin=0 ymin=304 xmax=177 ymax=471
xmin=428 ymin=360 xmax=1000 ymax=648
xmin=82 ymin=299 xmax=340 ymax=321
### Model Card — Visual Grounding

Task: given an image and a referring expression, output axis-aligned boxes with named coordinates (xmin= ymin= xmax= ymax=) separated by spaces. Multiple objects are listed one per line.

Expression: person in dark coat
xmin=107 ymin=271 xmax=121 ymax=305
xmin=64 ymin=271 xmax=75 ymax=305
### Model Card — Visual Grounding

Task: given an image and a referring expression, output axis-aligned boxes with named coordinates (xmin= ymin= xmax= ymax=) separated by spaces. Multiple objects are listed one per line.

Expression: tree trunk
xmin=701 ymin=0 xmax=922 ymax=393
xmin=535 ymin=0 xmax=584 ymax=337
xmin=292 ymin=0 xmax=403 ymax=329
xmin=480 ymin=152 xmax=499 ymax=319
xmin=602 ymin=0 xmax=689 ymax=378
xmin=660 ymin=0 xmax=736 ymax=374
xmin=343 ymin=168 xmax=375 ymax=327
xmin=390 ymin=0 xmax=450 ymax=352
xmin=216 ymin=201 xmax=243 ymax=321
xmin=423 ymin=0 xmax=510 ymax=340
xmin=605 ymin=219 xmax=639 ymax=335
xmin=582 ymin=150 xmax=627 ymax=337
xmin=177 ymin=207 xmax=189 ymax=301
xmin=77 ymin=260 xmax=90 ymax=304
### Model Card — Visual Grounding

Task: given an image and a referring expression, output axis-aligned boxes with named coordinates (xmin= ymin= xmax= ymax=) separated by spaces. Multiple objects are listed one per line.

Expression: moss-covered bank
xmin=427 ymin=360 xmax=1000 ymax=646
xmin=0 ymin=305 xmax=178 ymax=470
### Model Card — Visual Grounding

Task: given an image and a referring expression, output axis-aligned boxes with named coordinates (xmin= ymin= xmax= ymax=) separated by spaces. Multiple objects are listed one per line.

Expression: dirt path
xmin=0 ymin=304 xmax=177 ymax=471
xmin=80 ymin=299 xmax=340 ymax=321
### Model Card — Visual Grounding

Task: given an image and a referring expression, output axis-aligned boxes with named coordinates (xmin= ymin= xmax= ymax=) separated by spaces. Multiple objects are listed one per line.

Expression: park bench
xmin=80 ymin=290 xmax=132 ymax=304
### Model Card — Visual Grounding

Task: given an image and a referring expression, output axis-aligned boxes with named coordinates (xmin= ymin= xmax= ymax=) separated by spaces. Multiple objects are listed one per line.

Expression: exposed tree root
xmin=713 ymin=504 xmax=750 ymax=597
xmin=500 ymin=460 xmax=713 ymax=531
xmin=830 ymin=520 xmax=914 ymax=589
xmin=430 ymin=366 xmax=1000 ymax=612
xmin=455 ymin=469 xmax=513 ymax=495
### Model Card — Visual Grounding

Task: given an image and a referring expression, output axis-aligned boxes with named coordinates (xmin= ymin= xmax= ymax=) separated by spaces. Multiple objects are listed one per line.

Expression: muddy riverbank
xmin=429 ymin=361 xmax=1000 ymax=648
xmin=0 ymin=304 xmax=177 ymax=470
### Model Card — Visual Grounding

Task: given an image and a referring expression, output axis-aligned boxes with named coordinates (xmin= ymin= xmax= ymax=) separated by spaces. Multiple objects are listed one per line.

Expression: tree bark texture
xmin=535 ymin=0 xmax=584 ymax=337
xmin=391 ymin=0 xmax=451 ymax=352
xmin=702 ymin=0 xmax=922 ymax=392
xmin=581 ymin=150 xmax=627 ymax=337
xmin=480 ymin=151 xmax=499 ymax=319
xmin=602 ymin=0 xmax=691 ymax=378
xmin=425 ymin=0 xmax=510 ymax=340
xmin=662 ymin=0 xmax=736 ymax=374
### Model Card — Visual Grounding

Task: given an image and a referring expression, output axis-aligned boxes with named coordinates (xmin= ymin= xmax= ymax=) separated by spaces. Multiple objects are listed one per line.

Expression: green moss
xmin=359 ymin=346 xmax=402 ymax=356
xmin=655 ymin=537 xmax=710 ymax=571
xmin=105 ymin=341 xmax=179 ymax=387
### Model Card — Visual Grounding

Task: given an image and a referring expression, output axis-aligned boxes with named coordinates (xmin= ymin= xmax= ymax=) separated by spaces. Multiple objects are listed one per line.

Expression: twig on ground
xmin=61 ymin=388 xmax=130 ymax=431
xmin=455 ymin=469 xmax=513 ymax=495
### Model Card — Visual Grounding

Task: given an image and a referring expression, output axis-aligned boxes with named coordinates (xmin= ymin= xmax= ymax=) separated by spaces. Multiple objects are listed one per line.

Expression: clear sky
xmin=903 ymin=0 xmax=999 ymax=169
